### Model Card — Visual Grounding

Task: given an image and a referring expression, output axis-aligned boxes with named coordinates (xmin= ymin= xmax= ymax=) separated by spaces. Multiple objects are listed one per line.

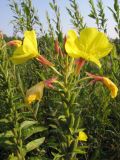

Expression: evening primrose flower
xmin=25 ymin=82 xmax=45 ymax=104
xmin=78 ymin=131 xmax=88 ymax=141
xmin=10 ymin=30 xmax=39 ymax=64
xmin=87 ymin=72 xmax=118 ymax=98
xmin=25 ymin=78 xmax=57 ymax=104
xmin=65 ymin=28 xmax=113 ymax=67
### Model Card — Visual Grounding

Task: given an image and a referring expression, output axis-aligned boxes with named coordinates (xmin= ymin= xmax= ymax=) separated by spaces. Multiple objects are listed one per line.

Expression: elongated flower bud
xmin=102 ymin=77 xmax=118 ymax=98
xmin=75 ymin=58 xmax=85 ymax=75
xmin=54 ymin=39 xmax=59 ymax=54
xmin=36 ymin=55 xmax=54 ymax=67
xmin=87 ymin=72 xmax=118 ymax=98
xmin=44 ymin=77 xmax=57 ymax=89
xmin=0 ymin=31 xmax=3 ymax=39
xmin=7 ymin=40 xmax=22 ymax=47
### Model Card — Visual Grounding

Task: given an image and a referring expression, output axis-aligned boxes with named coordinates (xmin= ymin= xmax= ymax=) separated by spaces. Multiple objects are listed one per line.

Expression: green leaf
xmin=73 ymin=148 xmax=86 ymax=154
xmin=68 ymin=113 xmax=75 ymax=128
xmin=49 ymin=124 xmax=58 ymax=129
xmin=49 ymin=2 xmax=54 ymax=10
xmin=0 ymin=118 xmax=9 ymax=123
xmin=69 ymin=127 xmax=74 ymax=134
xmin=8 ymin=153 xmax=18 ymax=160
xmin=108 ymin=7 xmax=118 ymax=22
xmin=26 ymin=137 xmax=45 ymax=153
xmin=17 ymin=73 xmax=25 ymax=97
xmin=58 ymin=115 xmax=66 ymax=122
xmin=23 ymin=126 xmax=47 ymax=139
xmin=89 ymin=13 xmax=96 ymax=19
xmin=20 ymin=120 xmax=38 ymax=129
xmin=111 ymin=44 xmax=118 ymax=58
xmin=52 ymin=152 xmax=64 ymax=160
xmin=0 ymin=130 xmax=13 ymax=139
xmin=114 ymin=0 xmax=119 ymax=12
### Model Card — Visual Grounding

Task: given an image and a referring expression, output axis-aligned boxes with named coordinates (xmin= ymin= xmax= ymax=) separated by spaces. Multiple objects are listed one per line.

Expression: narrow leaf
xmin=26 ymin=137 xmax=45 ymax=152
xmin=20 ymin=120 xmax=38 ymax=129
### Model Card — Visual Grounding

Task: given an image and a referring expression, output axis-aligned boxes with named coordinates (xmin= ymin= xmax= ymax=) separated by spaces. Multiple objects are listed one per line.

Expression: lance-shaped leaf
xmin=20 ymin=120 xmax=38 ymax=130
xmin=23 ymin=126 xmax=47 ymax=140
xmin=25 ymin=137 xmax=45 ymax=153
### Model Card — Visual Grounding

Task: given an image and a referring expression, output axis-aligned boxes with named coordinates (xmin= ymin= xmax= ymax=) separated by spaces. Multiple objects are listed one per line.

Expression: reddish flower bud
xmin=7 ymin=40 xmax=22 ymax=47
xmin=54 ymin=39 xmax=59 ymax=54
xmin=75 ymin=58 xmax=85 ymax=75
xmin=0 ymin=31 xmax=3 ymax=39
xmin=44 ymin=77 xmax=57 ymax=89
xmin=86 ymin=72 xmax=103 ymax=81
xmin=86 ymin=72 xmax=118 ymax=98
xmin=36 ymin=55 xmax=54 ymax=67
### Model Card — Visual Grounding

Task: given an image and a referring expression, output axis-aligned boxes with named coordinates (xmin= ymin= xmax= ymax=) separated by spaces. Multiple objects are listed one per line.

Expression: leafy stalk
xmin=9 ymin=0 xmax=44 ymax=34
xmin=49 ymin=0 xmax=62 ymax=41
xmin=46 ymin=11 xmax=54 ymax=38
xmin=67 ymin=0 xmax=86 ymax=33
xmin=108 ymin=0 xmax=120 ymax=39
xmin=89 ymin=0 xmax=107 ymax=32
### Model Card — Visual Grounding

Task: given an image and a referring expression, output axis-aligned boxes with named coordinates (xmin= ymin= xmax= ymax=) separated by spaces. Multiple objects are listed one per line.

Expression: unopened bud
xmin=36 ymin=55 xmax=54 ymax=67
xmin=7 ymin=40 xmax=22 ymax=47
xmin=44 ymin=77 xmax=57 ymax=89
xmin=75 ymin=58 xmax=85 ymax=75
xmin=54 ymin=39 xmax=59 ymax=54
xmin=0 ymin=31 xmax=3 ymax=39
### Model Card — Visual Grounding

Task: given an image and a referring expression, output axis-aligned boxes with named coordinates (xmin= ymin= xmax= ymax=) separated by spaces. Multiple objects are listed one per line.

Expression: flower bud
xmin=54 ymin=39 xmax=59 ymax=54
xmin=7 ymin=40 xmax=22 ymax=47
xmin=36 ymin=55 xmax=54 ymax=67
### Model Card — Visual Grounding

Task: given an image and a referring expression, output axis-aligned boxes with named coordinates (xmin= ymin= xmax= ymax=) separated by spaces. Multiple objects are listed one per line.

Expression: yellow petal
xmin=103 ymin=77 xmax=118 ymax=98
xmin=67 ymin=30 xmax=78 ymax=40
xmin=65 ymin=39 xmax=81 ymax=58
xmin=79 ymin=28 xmax=113 ymax=64
xmin=10 ymin=46 xmax=37 ymax=64
xmin=65 ymin=28 xmax=113 ymax=67
xmin=79 ymin=28 xmax=112 ymax=55
xmin=88 ymin=56 xmax=101 ymax=68
xmin=79 ymin=28 xmax=99 ymax=50
xmin=25 ymin=82 xmax=45 ymax=104
xmin=26 ymin=95 xmax=38 ymax=104
xmin=78 ymin=131 xmax=88 ymax=141
xmin=10 ymin=30 xmax=39 ymax=64
xmin=23 ymin=30 xmax=39 ymax=56
xmin=65 ymin=30 xmax=84 ymax=58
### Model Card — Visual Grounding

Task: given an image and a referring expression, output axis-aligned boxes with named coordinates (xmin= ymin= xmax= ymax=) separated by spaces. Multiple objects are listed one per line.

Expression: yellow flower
xmin=10 ymin=30 xmax=39 ymax=64
xmin=103 ymin=77 xmax=118 ymax=98
xmin=86 ymin=72 xmax=118 ymax=98
xmin=78 ymin=131 xmax=88 ymax=141
xmin=65 ymin=28 xmax=113 ymax=67
xmin=25 ymin=82 xmax=45 ymax=104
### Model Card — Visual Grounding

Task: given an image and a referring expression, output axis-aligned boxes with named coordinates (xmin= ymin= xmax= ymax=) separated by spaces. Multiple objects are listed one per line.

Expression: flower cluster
xmin=9 ymin=28 xmax=118 ymax=103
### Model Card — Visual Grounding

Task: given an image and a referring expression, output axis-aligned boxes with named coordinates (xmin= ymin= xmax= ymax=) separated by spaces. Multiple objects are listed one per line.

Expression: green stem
xmin=50 ymin=66 xmax=62 ymax=76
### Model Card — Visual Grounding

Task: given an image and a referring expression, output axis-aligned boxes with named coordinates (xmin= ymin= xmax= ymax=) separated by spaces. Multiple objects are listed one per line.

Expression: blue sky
xmin=0 ymin=0 xmax=117 ymax=38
